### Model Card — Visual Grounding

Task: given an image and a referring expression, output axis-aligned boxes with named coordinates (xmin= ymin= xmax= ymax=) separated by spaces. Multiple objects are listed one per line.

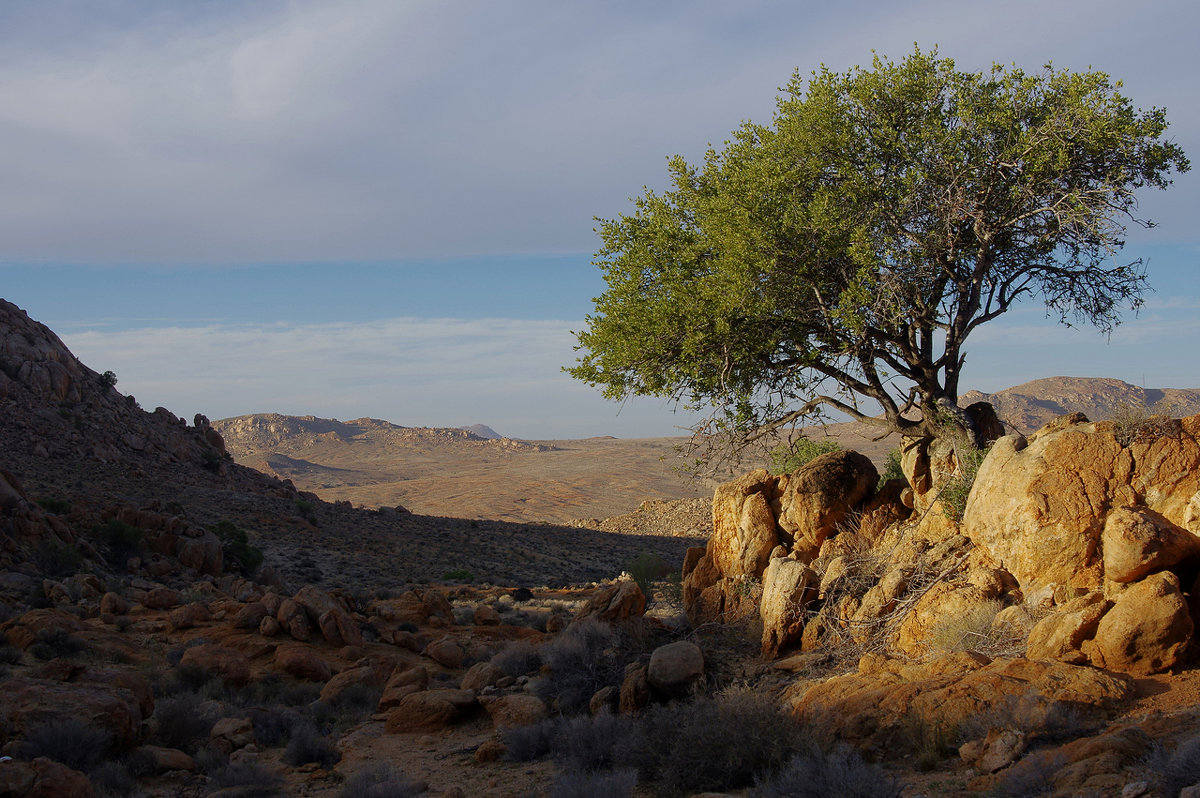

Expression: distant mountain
xmin=460 ymin=424 xmax=503 ymax=439
xmin=960 ymin=376 xmax=1200 ymax=435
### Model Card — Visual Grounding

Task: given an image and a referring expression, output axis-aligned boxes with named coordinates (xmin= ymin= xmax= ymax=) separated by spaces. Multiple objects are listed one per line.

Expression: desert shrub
xmin=442 ymin=568 xmax=475 ymax=582
xmin=209 ymin=520 xmax=264 ymax=575
xmin=492 ymin=641 xmax=543 ymax=678
xmin=625 ymin=552 xmax=670 ymax=605
xmin=928 ymin=599 xmax=1020 ymax=656
xmin=98 ymin=518 xmax=143 ymax=566
xmin=989 ymin=750 xmax=1064 ymax=797
xmin=279 ymin=680 xmax=322 ymax=707
xmin=769 ymin=437 xmax=841 ymax=475
xmin=552 ymin=713 xmax=638 ymax=773
xmin=938 ymin=444 xmax=990 ymax=522
xmin=956 ymin=692 xmax=1098 ymax=748
xmin=549 ymin=768 xmax=638 ymax=798
xmin=1146 ymin=732 xmax=1200 ymax=798
xmin=532 ymin=618 xmax=624 ymax=715
xmin=0 ymin=645 xmax=22 ymax=664
xmin=1112 ymin=400 xmax=1178 ymax=446
xmin=34 ymin=538 xmax=82 ymax=577
xmin=90 ymin=760 xmax=142 ymax=798
xmin=153 ymin=694 xmax=217 ymax=752
xmin=503 ymin=717 xmax=558 ymax=762
xmin=283 ymin=722 xmax=341 ymax=768
xmin=250 ymin=706 xmax=302 ymax=748
xmin=330 ymin=683 xmax=382 ymax=723
xmin=756 ymin=743 xmax=901 ymax=798
xmin=99 ymin=370 xmax=118 ymax=388
xmin=630 ymin=688 xmax=800 ymax=795
xmin=36 ymin=497 xmax=71 ymax=514
xmin=879 ymin=447 xmax=905 ymax=487
xmin=29 ymin=627 xmax=85 ymax=660
xmin=340 ymin=762 xmax=423 ymax=798
xmin=21 ymin=718 xmax=111 ymax=772
xmin=207 ymin=760 xmax=283 ymax=796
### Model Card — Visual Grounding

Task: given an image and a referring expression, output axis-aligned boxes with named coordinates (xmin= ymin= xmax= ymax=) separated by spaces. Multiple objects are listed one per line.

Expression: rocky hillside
xmin=961 ymin=376 xmax=1200 ymax=435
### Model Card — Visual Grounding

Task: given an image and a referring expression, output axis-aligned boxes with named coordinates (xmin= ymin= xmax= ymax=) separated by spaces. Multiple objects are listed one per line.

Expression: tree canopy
xmin=569 ymin=48 xmax=1189 ymax=457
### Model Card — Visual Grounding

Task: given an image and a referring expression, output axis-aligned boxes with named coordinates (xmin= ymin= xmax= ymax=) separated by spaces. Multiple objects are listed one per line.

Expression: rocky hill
xmin=962 ymin=376 xmax=1200 ymax=434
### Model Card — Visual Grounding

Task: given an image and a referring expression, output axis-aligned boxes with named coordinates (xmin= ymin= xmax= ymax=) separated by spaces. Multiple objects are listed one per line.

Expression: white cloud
xmin=61 ymin=316 xmax=697 ymax=439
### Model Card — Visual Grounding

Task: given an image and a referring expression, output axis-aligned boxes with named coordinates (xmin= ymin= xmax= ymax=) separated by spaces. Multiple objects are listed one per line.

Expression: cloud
xmin=0 ymin=0 xmax=1195 ymax=263
xmin=61 ymin=316 xmax=697 ymax=439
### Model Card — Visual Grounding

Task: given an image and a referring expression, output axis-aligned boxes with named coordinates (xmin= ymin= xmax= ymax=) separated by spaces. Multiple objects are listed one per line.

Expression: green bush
xmin=33 ymin=539 xmax=82 ymax=577
xmin=21 ymin=718 xmax=111 ymax=772
xmin=209 ymin=520 xmax=264 ymax=574
xmin=97 ymin=518 xmax=143 ymax=567
xmin=878 ymin=448 xmax=905 ymax=488
xmin=769 ymin=437 xmax=841 ymax=474
xmin=939 ymin=444 xmax=990 ymax=523
xmin=442 ymin=568 xmax=474 ymax=582
xmin=99 ymin=370 xmax=118 ymax=389
xmin=35 ymin=497 xmax=71 ymax=514
xmin=625 ymin=552 xmax=670 ymax=605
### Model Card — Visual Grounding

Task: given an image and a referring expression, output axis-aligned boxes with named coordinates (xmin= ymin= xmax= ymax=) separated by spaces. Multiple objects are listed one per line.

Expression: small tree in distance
xmin=569 ymin=47 xmax=1188 ymax=470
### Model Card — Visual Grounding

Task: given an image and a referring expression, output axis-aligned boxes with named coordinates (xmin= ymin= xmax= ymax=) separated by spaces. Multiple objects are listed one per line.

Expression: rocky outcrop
xmin=1086 ymin=571 xmax=1193 ymax=675
xmin=683 ymin=453 xmax=878 ymax=628
xmin=963 ymin=413 xmax=1200 ymax=593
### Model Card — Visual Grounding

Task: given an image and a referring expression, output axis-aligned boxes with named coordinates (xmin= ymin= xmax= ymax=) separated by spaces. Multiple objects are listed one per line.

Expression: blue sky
xmin=2 ymin=0 xmax=1197 ymax=438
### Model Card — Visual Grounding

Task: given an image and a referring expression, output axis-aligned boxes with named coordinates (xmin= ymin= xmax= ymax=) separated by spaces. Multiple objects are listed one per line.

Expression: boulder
xmin=619 ymin=663 xmax=651 ymax=715
xmin=794 ymin=653 xmax=1132 ymax=755
xmin=0 ymin=757 xmax=95 ymax=798
xmin=776 ymin=450 xmax=879 ymax=561
xmin=423 ymin=636 xmax=465 ymax=669
xmin=209 ymin=717 xmax=255 ymax=754
xmin=273 ymin=644 xmax=332 ymax=682
xmin=647 ymin=641 xmax=705 ymax=697
xmin=141 ymin=587 xmax=180 ymax=610
xmin=318 ymin=607 xmax=363 ymax=648
xmin=133 ymin=745 xmax=195 ymax=773
xmin=167 ymin=602 xmax=212 ymax=630
xmin=573 ymin=581 xmax=645 ymax=623
xmin=1025 ymin=592 xmax=1109 ymax=665
xmin=180 ymin=644 xmax=250 ymax=686
xmin=277 ymin=599 xmax=313 ymax=642
xmin=0 ymin=677 xmax=146 ymax=751
xmin=1102 ymin=506 xmax=1200 ymax=584
xmin=384 ymin=688 xmax=476 ymax=733
xmin=378 ymin=666 xmax=430 ymax=711
xmin=1087 ymin=571 xmax=1193 ymax=675
xmin=478 ymin=694 xmax=548 ymax=729
xmin=759 ymin=559 xmax=818 ymax=658
xmin=460 ymin=662 xmax=501 ymax=692
xmin=473 ymin=604 xmax=501 ymax=626
xmin=233 ymin=602 xmax=270 ymax=630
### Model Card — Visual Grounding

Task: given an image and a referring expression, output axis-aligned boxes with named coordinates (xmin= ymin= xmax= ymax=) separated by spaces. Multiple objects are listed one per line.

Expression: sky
xmin=1 ymin=0 xmax=1197 ymax=439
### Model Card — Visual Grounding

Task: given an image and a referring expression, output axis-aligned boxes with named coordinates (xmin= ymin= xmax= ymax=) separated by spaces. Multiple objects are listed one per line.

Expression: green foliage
xmin=939 ymin=445 xmax=990 ymax=523
xmin=879 ymin=448 xmax=905 ymax=488
xmin=442 ymin=568 xmax=474 ymax=582
xmin=35 ymin=497 xmax=71 ymax=514
xmin=99 ymin=370 xmax=118 ymax=388
xmin=210 ymin=520 xmax=264 ymax=575
xmin=769 ymin=437 xmax=841 ymax=474
xmin=569 ymin=46 xmax=1188 ymax=459
xmin=33 ymin=538 xmax=82 ymax=577
xmin=624 ymin=552 xmax=670 ymax=604
xmin=98 ymin=518 xmax=143 ymax=566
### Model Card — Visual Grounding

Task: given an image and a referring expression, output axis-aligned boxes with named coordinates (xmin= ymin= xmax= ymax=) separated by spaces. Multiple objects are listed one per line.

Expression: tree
xmin=569 ymin=47 xmax=1188 ymax=462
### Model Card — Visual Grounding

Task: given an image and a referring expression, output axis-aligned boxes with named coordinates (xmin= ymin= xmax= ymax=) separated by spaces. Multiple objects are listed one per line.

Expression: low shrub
xmin=35 ymin=497 xmax=71 ymax=514
xmin=1112 ymin=400 xmax=1178 ymax=446
xmin=250 ymin=706 xmax=302 ymax=748
xmin=29 ymin=627 xmax=85 ymax=660
xmin=756 ymin=743 xmax=901 ymax=798
xmin=21 ymin=718 xmax=111 ymax=772
xmin=209 ymin=520 xmax=264 ymax=575
xmin=549 ymin=768 xmax=638 ymax=798
xmin=153 ymin=694 xmax=216 ymax=753
xmin=630 ymin=688 xmax=801 ymax=795
xmin=532 ymin=618 xmax=624 ymax=715
xmin=769 ymin=437 xmax=842 ymax=475
xmin=939 ymin=444 xmax=990 ymax=522
xmin=503 ymin=717 xmax=558 ymax=762
xmin=89 ymin=760 xmax=142 ymax=798
xmin=552 ymin=713 xmax=637 ymax=773
xmin=491 ymin=640 xmax=542 ymax=678
xmin=284 ymin=722 xmax=341 ymax=768
xmin=207 ymin=760 xmax=283 ymax=796
xmin=33 ymin=539 xmax=82 ymax=577
xmin=340 ymin=762 xmax=424 ymax=798
xmin=625 ymin=552 xmax=670 ymax=605
xmin=98 ymin=518 xmax=143 ymax=567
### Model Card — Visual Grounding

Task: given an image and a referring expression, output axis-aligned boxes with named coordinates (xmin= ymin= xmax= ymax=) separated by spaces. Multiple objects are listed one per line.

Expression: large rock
xmin=647 ymin=641 xmax=705 ymax=697
xmin=180 ymin=644 xmax=250 ymax=687
xmin=963 ymin=413 xmax=1200 ymax=593
xmin=793 ymin=653 xmax=1133 ymax=756
xmin=759 ymin=558 xmax=818 ymax=659
xmin=478 ymin=694 xmax=547 ymax=729
xmin=1101 ymin=506 xmax=1200 ymax=584
xmin=684 ymin=454 xmax=876 ymax=626
xmin=274 ymin=644 xmax=332 ymax=682
xmin=1087 ymin=571 xmax=1193 ymax=675
xmin=573 ymin=580 xmax=645 ymax=623
xmin=0 ymin=677 xmax=146 ymax=751
xmin=384 ymin=688 xmax=476 ymax=733
xmin=1024 ymin=592 xmax=1109 ymax=665
xmin=0 ymin=757 xmax=95 ymax=798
